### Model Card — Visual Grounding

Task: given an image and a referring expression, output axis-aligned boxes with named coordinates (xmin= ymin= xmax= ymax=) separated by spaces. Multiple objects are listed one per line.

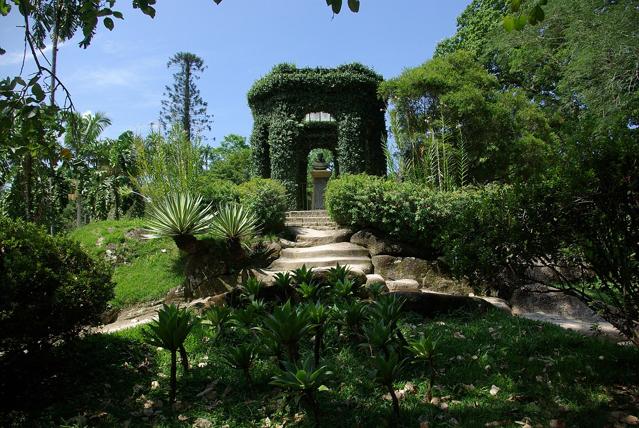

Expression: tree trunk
xmin=387 ymin=384 xmax=400 ymax=425
xmin=178 ymin=344 xmax=189 ymax=372
xmin=76 ymin=182 xmax=82 ymax=228
xmin=170 ymin=350 xmax=177 ymax=403
xmin=114 ymin=180 xmax=120 ymax=220
xmin=50 ymin=0 xmax=60 ymax=106
xmin=183 ymin=61 xmax=191 ymax=142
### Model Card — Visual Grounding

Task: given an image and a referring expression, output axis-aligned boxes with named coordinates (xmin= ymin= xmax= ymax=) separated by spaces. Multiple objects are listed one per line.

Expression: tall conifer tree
xmin=160 ymin=52 xmax=212 ymax=142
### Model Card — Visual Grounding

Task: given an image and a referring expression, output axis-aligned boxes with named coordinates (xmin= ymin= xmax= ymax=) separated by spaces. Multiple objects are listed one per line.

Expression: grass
xmin=68 ymin=219 xmax=185 ymax=308
xmin=3 ymin=309 xmax=637 ymax=427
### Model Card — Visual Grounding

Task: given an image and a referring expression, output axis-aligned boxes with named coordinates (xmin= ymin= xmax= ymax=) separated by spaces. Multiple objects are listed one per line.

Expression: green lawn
xmin=3 ymin=309 xmax=637 ymax=427
xmin=68 ymin=220 xmax=185 ymax=308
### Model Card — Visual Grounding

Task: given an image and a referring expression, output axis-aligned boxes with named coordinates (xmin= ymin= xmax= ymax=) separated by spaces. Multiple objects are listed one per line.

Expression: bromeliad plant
xmin=143 ymin=193 xmax=213 ymax=254
xmin=406 ymin=334 xmax=438 ymax=402
xmin=260 ymin=300 xmax=311 ymax=363
xmin=292 ymin=264 xmax=315 ymax=286
xmin=142 ymin=304 xmax=198 ymax=403
xmin=298 ymin=281 xmax=323 ymax=302
xmin=306 ymin=302 xmax=330 ymax=367
xmin=222 ymin=343 xmax=257 ymax=388
xmin=341 ymin=300 xmax=368 ymax=341
xmin=372 ymin=351 xmax=408 ymax=423
xmin=369 ymin=294 xmax=408 ymax=348
xmin=202 ymin=306 xmax=233 ymax=342
xmin=270 ymin=358 xmax=332 ymax=428
xmin=327 ymin=263 xmax=350 ymax=284
xmin=273 ymin=272 xmax=294 ymax=301
xmin=239 ymin=276 xmax=263 ymax=302
xmin=363 ymin=318 xmax=395 ymax=357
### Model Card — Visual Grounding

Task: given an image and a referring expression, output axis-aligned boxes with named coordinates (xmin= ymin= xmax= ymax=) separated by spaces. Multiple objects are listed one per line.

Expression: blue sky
xmin=0 ymin=1 xmax=470 ymax=146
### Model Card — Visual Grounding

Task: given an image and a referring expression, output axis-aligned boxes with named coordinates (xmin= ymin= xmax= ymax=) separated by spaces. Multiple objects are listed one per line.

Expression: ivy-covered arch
xmin=248 ymin=63 xmax=387 ymax=209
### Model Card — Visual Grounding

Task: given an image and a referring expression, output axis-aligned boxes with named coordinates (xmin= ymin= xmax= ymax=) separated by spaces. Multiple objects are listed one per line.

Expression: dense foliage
xmin=248 ymin=63 xmax=387 ymax=208
xmin=0 ymin=217 xmax=114 ymax=355
xmin=238 ymin=178 xmax=288 ymax=233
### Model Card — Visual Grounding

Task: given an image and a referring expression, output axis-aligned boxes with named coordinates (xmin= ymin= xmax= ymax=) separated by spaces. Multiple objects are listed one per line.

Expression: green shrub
xmin=0 ymin=218 xmax=114 ymax=355
xmin=238 ymin=178 xmax=288 ymax=233
xmin=326 ymin=174 xmax=480 ymax=254
xmin=197 ymin=174 xmax=241 ymax=208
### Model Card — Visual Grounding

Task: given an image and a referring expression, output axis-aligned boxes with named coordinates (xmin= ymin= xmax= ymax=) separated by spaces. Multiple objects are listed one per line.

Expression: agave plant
xmin=259 ymin=300 xmax=311 ymax=363
xmin=231 ymin=306 xmax=261 ymax=333
xmin=292 ymin=264 xmax=315 ymax=286
xmin=270 ymin=357 xmax=331 ymax=428
xmin=142 ymin=304 xmax=198 ymax=403
xmin=367 ymin=282 xmax=386 ymax=300
xmin=306 ymin=302 xmax=330 ymax=366
xmin=406 ymin=334 xmax=438 ymax=402
xmin=222 ymin=343 xmax=256 ymax=387
xmin=143 ymin=193 xmax=213 ymax=254
xmin=210 ymin=203 xmax=260 ymax=259
xmin=372 ymin=351 xmax=408 ymax=423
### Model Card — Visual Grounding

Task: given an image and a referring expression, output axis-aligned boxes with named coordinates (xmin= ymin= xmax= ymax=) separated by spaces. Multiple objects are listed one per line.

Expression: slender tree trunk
xmin=178 ymin=344 xmax=189 ymax=372
xmin=50 ymin=0 xmax=60 ymax=107
xmin=387 ymin=384 xmax=400 ymax=425
xmin=170 ymin=350 xmax=177 ymax=403
xmin=183 ymin=62 xmax=191 ymax=142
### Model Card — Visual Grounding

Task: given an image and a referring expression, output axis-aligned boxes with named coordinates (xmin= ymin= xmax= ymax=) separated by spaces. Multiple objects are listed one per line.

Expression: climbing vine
xmin=248 ymin=63 xmax=387 ymax=209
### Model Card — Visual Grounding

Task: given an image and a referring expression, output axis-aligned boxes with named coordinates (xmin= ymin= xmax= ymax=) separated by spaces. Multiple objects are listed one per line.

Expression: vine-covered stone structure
xmin=248 ymin=63 xmax=387 ymax=209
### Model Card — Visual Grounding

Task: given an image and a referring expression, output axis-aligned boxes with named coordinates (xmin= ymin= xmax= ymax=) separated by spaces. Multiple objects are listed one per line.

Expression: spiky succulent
xmin=210 ymin=203 xmax=260 ymax=247
xmin=143 ymin=193 xmax=213 ymax=239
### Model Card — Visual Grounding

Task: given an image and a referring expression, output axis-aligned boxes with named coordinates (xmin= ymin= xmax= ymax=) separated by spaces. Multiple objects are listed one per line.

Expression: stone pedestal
xmin=311 ymin=169 xmax=331 ymax=210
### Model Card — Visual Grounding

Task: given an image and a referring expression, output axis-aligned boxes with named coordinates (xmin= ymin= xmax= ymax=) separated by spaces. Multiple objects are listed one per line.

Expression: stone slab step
xmin=285 ymin=222 xmax=338 ymax=228
xmin=280 ymin=242 xmax=369 ymax=260
xmin=286 ymin=210 xmax=330 ymax=218
xmin=270 ymin=256 xmax=373 ymax=273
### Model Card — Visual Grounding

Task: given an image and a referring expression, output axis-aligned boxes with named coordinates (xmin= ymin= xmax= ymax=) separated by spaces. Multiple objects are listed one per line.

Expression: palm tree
xmin=64 ymin=112 xmax=111 ymax=227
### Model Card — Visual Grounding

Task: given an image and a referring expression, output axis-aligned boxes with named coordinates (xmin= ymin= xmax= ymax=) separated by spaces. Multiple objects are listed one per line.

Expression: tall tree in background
xmin=160 ymin=52 xmax=212 ymax=142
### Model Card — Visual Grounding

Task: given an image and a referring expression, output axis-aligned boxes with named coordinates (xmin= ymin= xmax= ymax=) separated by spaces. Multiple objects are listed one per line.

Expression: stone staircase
xmin=285 ymin=210 xmax=338 ymax=230
xmin=267 ymin=211 xmax=372 ymax=273
xmin=270 ymin=241 xmax=372 ymax=273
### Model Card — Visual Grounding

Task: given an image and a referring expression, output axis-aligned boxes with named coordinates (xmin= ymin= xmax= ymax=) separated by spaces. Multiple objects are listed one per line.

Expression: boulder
xmin=365 ymin=274 xmax=386 ymax=287
xmin=510 ymin=283 xmax=605 ymax=322
xmin=187 ymin=293 xmax=227 ymax=313
xmin=392 ymin=291 xmax=492 ymax=316
xmin=350 ymin=229 xmax=420 ymax=257
xmin=372 ymin=255 xmax=433 ymax=282
xmin=386 ymin=279 xmax=420 ymax=293
xmin=421 ymin=270 xmax=474 ymax=296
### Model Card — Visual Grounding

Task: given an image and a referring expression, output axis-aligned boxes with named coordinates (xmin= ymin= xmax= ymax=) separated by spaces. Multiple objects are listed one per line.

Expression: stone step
xmin=270 ymin=256 xmax=373 ymax=273
xmin=286 ymin=210 xmax=329 ymax=218
xmin=285 ymin=221 xmax=337 ymax=228
xmin=280 ymin=242 xmax=369 ymax=260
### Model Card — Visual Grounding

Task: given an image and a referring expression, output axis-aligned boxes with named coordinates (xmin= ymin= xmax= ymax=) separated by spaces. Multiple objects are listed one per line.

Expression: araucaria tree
xmin=160 ymin=52 xmax=212 ymax=142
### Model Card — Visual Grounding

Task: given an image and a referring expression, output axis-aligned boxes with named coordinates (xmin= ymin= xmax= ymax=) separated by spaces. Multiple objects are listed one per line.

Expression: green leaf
xmin=514 ymin=14 xmax=527 ymax=30
xmin=503 ymin=15 xmax=516 ymax=31
xmin=318 ymin=384 xmax=330 ymax=392
xmin=347 ymin=0 xmax=359 ymax=13
xmin=330 ymin=0 xmax=342 ymax=14
xmin=0 ymin=0 xmax=11 ymax=16
xmin=528 ymin=5 xmax=545 ymax=25
xmin=103 ymin=17 xmax=114 ymax=31
xmin=112 ymin=11 xmax=124 ymax=19
xmin=510 ymin=0 xmax=521 ymax=12
xmin=213 ymin=0 xmax=223 ymax=4
xmin=97 ymin=8 xmax=112 ymax=17
xmin=0 ymin=47 xmax=5 ymax=55
xmin=31 ymin=83 xmax=45 ymax=102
